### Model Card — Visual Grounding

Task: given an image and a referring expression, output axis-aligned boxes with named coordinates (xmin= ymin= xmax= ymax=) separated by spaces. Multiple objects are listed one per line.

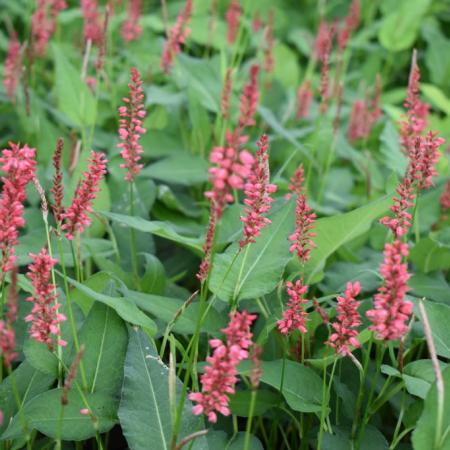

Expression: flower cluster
xmin=0 ymin=143 xmax=36 ymax=274
xmin=348 ymin=98 xmax=380 ymax=142
xmin=0 ymin=270 xmax=18 ymax=367
xmin=81 ymin=0 xmax=103 ymax=45
xmin=296 ymin=80 xmax=313 ymax=120
xmin=314 ymin=21 xmax=334 ymax=109
xmin=160 ymin=0 xmax=193 ymax=73
xmin=25 ymin=248 xmax=66 ymax=349
xmin=225 ymin=0 xmax=241 ymax=44
xmin=3 ymin=32 xmax=22 ymax=100
xmin=220 ymin=69 xmax=233 ymax=119
xmin=61 ymin=151 xmax=107 ymax=240
xmin=379 ymin=176 xmax=415 ymax=238
xmin=204 ymin=132 xmax=254 ymax=217
xmin=51 ymin=138 xmax=65 ymax=226
xmin=121 ymin=0 xmax=143 ymax=42
xmin=337 ymin=0 xmax=360 ymax=50
xmin=414 ymin=132 xmax=445 ymax=190
xmin=366 ymin=240 xmax=413 ymax=341
xmin=263 ymin=11 xmax=274 ymax=74
xmin=288 ymin=179 xmax=316 ymax=262
xmin=327 ymin=282 xmax=362 ymax=356
xmin=240 ymin=135 xmax=277 ymax=247
xmin=238 ymin=64 xmax=260 ymax=129
xmin=278 ymin=280 xmax=309 ymax=335
xmin=197 ymin=208 xmax=217 ymax=282
xmin=189 ymin=311 xmax=256 ymax=423
xmin=118 ymin=67 xmax=146 ymax=182
xmin=31 ymin=0 xmax=67 ymax=57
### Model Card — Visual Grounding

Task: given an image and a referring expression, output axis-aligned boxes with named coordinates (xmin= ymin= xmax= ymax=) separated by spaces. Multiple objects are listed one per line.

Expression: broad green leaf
xmin=2 ymin=389 xmax=117 ymax=441
xmin=118 ymin=329 xmax=207 ymax=450
xmin=324 ymin=425 xmax=388 ymax=450
xmin=412 ymin=365 xmax=450 ymax=449
xmin=421 ymin=83 xmax=450 ymax=116
xmin=23 ymin=340 xmax=58 ymax=377
xmin=410 ymin=238 xmax=450 ymax=273
xmin=378 ymin=0 xmax=431 ymax=52
xmin=141 ymin=254 xmax=166 ymax=295
xmin=209 ymin=199 xmax=296 ymax=302
xmin=101 ymin=211 xmax=203 ymax=253
xmin=379 ymin=121 xmax=408 ymax=175
xmin=229 ymin=390 xmax=280 ymax=417
xmin=142 ymin=154 xmax=209 ymax=186
xmin=71 ymin=272 xmax=113 ymax=315
xmin=273 ymin=43 xmax=300 ymax=87
xmin=403 ymin=360 xmax=448 ymax=399
xmin=73 ymin=303 xmax=128 ymax=394
xmin=302 ymin=195 xmax=393 ymax=282
xmin=409 ymin=273 xmax=450 ymax=305
xmin=65 ymin=275 xmax=157 ymax=334
xmin=0 ymin=362 xmax=54 ymax=436
xmin=417 ymin=301 xmax=450 ymax=358
xmin=241 ymin=359 xmax=325 ymax=413
xmin=52 ymin=44 xmax=97 ymax=127
xmin=130 ymin=290 xmax=226 ymax=335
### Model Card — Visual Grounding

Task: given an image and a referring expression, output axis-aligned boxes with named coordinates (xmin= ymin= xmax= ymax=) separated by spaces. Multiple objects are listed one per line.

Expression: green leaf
xmin=379 ymin=121 xmax=408 ymax=175
xmin=409 ymin=273 xmax=450 ymax=305
xmin=378 ymin=0 xmax=431 ymax=52
xmin=73 ymin=303 xmax=128 ymax=394
xmin=242 ymin=359 xmax=325 ymax=413
xmin=206 ymin=431 xmax=264 ymax=450
xmin=130 ymin=290 xmax=226 ymax=335
xmin=65 ymin=275 xmax=157 ymax=334
xmin=273 ymin=43 xmax=300 ymax=87
xmin=302 ymin=195 xmax=393 ymax=282
xmin=2 ymin=389 xmax=117 ymax=441
xmin=229 ymin=390 xmax=280 ymax=417
xmin=142 ymin=154 xmax=209 ymax=186
xmin=118 ymin=329 xmax=207 ymax=450
xmin=141 ymin=254 xmax=167 ymax=295
xmin=209 ymin=199 xmax=296 ymax=302
xmin=403 ymin=360 xmax=448 ymax=399
xmin=52 ymin=44 xmax=97 ymax=127
xmin=412 ymin=365 xmax=450 ymax=449
xmin=23 ymin=340 xmax=59 ymax=377
xmin=410 ymin=238 xmax=450 ymax=273
xmin=0 ymin=362 xmax=54 ymax=436
xmin=417 ymin=301 xmax=450 ymax=358
xmin=421 ymin=83 xmax=450 ymax=116
xmin=101 ymin=211 xmax=203 ymax=253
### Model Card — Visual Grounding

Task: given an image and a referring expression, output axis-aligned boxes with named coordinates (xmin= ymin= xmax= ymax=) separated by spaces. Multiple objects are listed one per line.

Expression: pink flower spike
xmin=51 ymin=138 xmax=65 ymax=226
xmin=225 ymin=0 xmax=241 ymax=44
xmin=221 ymin=69 xmax=233 ymax=120
xmin=160 ymin=0 xmax=193 ymax=73
xmin=118 ymin=67 xmax=146 ymax=182
xmin=288 ymin=191 xmax=316 ymax=263
xmin=239 ymin=135 xmax=277 ymax=247
xmin=327 ymin=281 xmax=362 ymax=356
xmin=3 ymin=32 xmax=22 ymax=100
xmin=0 ymin=143 xmax=36 ymax=274
xmin=26 ymin=248 xmax=66 ymax=349
xmin=81 ymin=0 xmax=103 ymax=45
xmin=366 ymin=240 xmax=413 ymax=341
xmin=337 ymin=0 xmax=360 ymax=50
xmin=263 ymin=11 xmax=275 ymax=74
xmin=380 ymin=177 xmax=415 ymax=238
xmin=296 ymin=80 xmax=313 ymax=120
xmin=277 ymin=279 xmax=309 ymax=335
xmin=189 ymin=310 xmax=256 ymax=423
xmin=238 ymin=65 xmax=260 ymax=129
xmin=286 ymin=164 xmax=305 ymax=198
xmin=121 ymin=0 xmax=143 ymax=42
xmin=61 ymin=151 xmax=107 ymax=240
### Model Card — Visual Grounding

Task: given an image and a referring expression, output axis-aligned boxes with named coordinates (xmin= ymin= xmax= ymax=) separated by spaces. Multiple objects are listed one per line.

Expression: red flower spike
xmin=3 ymin=32 xmax=22 ymax=100
xmin=277 ymin=280 xmax=309 ymax=335
xmin=225 ymin=0 xmax=241 ymax=44
xmin=121 ymin=0 xmax=143 ymax=42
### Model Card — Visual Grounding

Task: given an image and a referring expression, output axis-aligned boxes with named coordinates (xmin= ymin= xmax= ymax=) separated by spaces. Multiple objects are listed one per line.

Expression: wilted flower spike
xmin=380 ymin=177 xmax=415 ymax=238
xmin=240 ymin=135 xmax=277 ymax=247
xmin=238 ymin=65 xmax=260 ymax=129
xmin=61 ymin=151 xmax=107 ymax=240
xmin=51 ymin=138 xmax=65 ymax=226
xmin=3 ymin=32 xmax=22 ymax=100
xmin=366 ymin=240 xmax=413 ymax=341
xmin=25 ymin=248 xmax=67 ymax=349
xmin=288 ymin=190 xmax=316 ymax=263
xmin=220 ymin=69 xmax=233 ymax=120
xmin=277 ymin=280 xmax=309 ymax=335
xmin=121 ymin=0 xmax=143 ymax=42
xmin=189 ymin=311 xmax=256 ymax=423
xmin=118 ymin=67 xmax=146 ymax=182
xmin=327 ymin=281 xmax=362 ymax=356
xmin=196 ymin=207 xmax=218 ymax=282
xmin=0 ymin=143 xmax=36 ymax=274
xmin=263 ymin=11 xmax=275 ymax=74
xmin=226 ymin=0 xmax=241 ymax=44
xmin=160 ymin=0 xmax=193 ymax=73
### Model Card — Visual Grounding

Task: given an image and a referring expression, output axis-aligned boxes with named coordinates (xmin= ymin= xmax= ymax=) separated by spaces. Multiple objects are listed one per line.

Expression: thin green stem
xmin=317 ymin=357 xmax=337 ymax=449
xmin=243 ymin=390 xmax=258 ymax=450
xmin=129 ymin=183 xmax=140 ymax=290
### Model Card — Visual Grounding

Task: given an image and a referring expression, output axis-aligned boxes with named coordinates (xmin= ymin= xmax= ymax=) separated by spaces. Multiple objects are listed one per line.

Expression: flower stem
xmin=243 ymin=389 xmax=258 ymax=450
xmin=129 ymin=183 xmax=140 ymax=290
